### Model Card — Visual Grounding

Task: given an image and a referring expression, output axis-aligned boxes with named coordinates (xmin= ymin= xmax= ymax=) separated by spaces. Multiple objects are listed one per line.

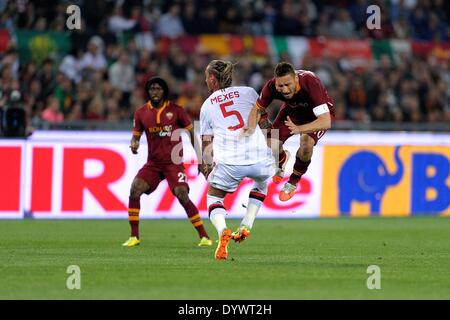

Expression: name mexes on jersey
xmin=210 ymin=91 xmax=240 ymax=104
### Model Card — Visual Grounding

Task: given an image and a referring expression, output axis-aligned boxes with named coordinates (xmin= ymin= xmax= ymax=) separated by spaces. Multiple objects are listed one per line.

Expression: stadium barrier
xmin=0 ymin=130 xmax=448 ymax=219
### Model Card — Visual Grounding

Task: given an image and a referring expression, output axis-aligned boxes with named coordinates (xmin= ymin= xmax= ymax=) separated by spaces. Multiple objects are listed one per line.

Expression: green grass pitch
xmin=1 ymin=217 xmax=449 ymax=299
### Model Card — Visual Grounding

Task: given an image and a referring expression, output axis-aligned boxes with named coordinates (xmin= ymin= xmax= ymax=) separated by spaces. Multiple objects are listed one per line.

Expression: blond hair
xmin=206 ymin=60 xmax=234 ymax=89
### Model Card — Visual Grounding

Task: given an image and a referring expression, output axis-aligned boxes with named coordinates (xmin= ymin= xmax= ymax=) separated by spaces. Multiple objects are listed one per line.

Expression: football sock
xmin=128 ymin=197 xmax=140 ymax=239
xmin=278 ymin=150 xmax=288 ymax=169
xmin=288 ymin=158 xmax=311 ymax=185
xmin=182 ymin=200 xmax=209 ymax=239
xmin=207 ymin=194 xmax=227 ymax=237
xmin=242 ymin=189 xmax=266 ymax=229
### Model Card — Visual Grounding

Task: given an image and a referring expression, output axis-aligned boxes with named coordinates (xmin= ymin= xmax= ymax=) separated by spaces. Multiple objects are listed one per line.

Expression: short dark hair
xmin=274 ymin=62 xmax=295 ymax=77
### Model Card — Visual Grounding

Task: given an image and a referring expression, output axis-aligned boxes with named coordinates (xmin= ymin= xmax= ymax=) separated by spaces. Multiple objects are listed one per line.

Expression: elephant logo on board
xmin=338 ymin=146 xmax=403 ymax=215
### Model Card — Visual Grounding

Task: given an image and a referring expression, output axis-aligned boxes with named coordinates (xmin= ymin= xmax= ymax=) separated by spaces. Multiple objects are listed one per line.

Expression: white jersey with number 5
xmin=200 ymin=86 xmax=272 ymax=165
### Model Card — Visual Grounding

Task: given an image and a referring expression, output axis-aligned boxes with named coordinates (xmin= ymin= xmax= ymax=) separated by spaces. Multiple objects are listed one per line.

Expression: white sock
xmin=207 ymin=194 xmax=227 ymax=237
xmin=242 ymin=189 xmax=265 ymax=229
xmin=241 ymin=198 xmax=263 ymax=229
xmin=210 ymin=210 xmax=227 ymax=237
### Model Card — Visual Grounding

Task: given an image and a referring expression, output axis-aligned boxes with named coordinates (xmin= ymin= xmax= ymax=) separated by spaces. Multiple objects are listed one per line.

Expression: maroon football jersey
xmin=132 ymin=101 xmax=193 ymax=164
xmin=256 ymin=70 xmax=335 ymax=125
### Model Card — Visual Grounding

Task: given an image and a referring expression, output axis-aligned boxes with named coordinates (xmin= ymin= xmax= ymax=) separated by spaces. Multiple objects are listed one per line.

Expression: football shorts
xmin=208 ymin=160 xmax=275 ymax=193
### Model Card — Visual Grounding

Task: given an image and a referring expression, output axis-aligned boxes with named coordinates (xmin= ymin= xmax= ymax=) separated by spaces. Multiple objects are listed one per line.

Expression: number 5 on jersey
xmin=220 ymin=101 xmax=244 ymax=131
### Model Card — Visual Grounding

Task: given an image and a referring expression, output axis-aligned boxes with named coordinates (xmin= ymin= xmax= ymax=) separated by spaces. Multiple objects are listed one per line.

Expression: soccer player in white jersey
xmin=200 ymin=60 xmax=275 ymax=260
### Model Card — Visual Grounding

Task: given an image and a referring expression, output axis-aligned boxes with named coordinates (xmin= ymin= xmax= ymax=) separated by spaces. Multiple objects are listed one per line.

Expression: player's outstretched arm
xmin=242 ymin=105 xmax=262 ymax=136
xmin=285 ymin=113 xmax=331 ymax=135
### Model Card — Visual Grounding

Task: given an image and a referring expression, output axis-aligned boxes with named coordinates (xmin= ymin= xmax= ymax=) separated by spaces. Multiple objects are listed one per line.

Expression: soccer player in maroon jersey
xmin=244 ymin=62 xmax=334 ymax=202
xmin=122 ymin=77 xmax=212 ymax=247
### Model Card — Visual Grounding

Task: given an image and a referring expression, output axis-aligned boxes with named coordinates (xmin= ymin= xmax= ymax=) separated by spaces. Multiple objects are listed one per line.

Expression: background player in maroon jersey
xmin=244 ymin=62 xmax=334 ymax=202
xmin=122 ymin=77 xmax=212 ymax=247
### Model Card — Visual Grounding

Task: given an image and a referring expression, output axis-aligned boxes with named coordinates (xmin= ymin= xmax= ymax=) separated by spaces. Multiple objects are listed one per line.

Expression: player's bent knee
xmin=298 ymin=144 xmax=314 ymax=161
xmin=130 ymin=186 xmax=144 ymax=199
xmin=299 ymin=149 xmax=312 ymax=161
xmin=130 ymin=179 xmax=149 ymax=198
xmin=174 ymin=187 xmax=190 ymax=204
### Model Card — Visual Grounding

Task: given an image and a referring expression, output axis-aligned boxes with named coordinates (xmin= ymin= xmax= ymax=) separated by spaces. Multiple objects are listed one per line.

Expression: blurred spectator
xmin=108 ymin=5 xmax=138 ymax=33
xmin=298 ymin=0 xmax=317 ymax=36
xmin=86 ymin=98 xmax=104 ymax=121
xmin=348 ymin=0 xmax=367 ymax=30
xmin=42 ymin=95 xmax=63 ymax=123
xmin=346 ymin=77 xmax=367 ymax=120
xmin=130 ymin=5 xmax=152 ymax=33
xmin=157 ymin=4 xmax=185 ymax=39
xmin=1 ymin=48 xmax=19 ymax=79
xmin=329 ymin=9 xmax=356 ymax=39
xmin=393 ymin=16 xmax=413 ymax=39
xmin=428 ymin=12 xmax=448 ymax=41
xmin=315 ymin=12 xmax=332 ymax=37
xmin=79 ymin=36 xmax=107 ymax=74
xmin=168 ymin=44 xmax=188 ymax=81
xmin=274 ymin=1 xmax=302 ymax=35
xmin=16 ymin=1 xmax=35 ymax=29
xmin=59 ymin=48 xmax=84 ymax=84
xmin=105 ymin=97 xmax=121 ymax=122
xmin=54 ymin=74 xmax=75 ymax=117
xmin=181 ymin=1 xmax=202 ymax=35
xmin=33 ymin=16 xmax=48 ymax=31
xmin=199 ymin=6 xmax=220 ymax=34
xmin=176 ymin=83 xmax=203 ymax=120
xmin=219 ymin=7 xmax=241 ymax=34
xmin=409 ymin=7 xmax=429 ymax=40
xmin=261 ymin=2 xmax=276 ymax=34
xmin=108 ymin=51 xmax=136 ymax=94
xmin=38 ymin=58 xmax=56 ymax=99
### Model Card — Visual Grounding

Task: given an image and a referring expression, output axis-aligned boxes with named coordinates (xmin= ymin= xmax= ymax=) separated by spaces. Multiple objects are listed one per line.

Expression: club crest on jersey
xmin=166 ymin=112 xmax=173 ymax=120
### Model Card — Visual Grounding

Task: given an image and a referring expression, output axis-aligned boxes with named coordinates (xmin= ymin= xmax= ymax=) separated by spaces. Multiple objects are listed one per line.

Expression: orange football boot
xmin=279 ymin=182 xmax=297 ymax=201
xmin=231 ymin=226 xmax=250 ymax=243
xmin=215 ymin=229 xmax=232 ymax=260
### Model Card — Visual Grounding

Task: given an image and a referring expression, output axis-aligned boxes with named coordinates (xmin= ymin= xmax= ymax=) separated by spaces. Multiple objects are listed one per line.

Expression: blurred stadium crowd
xmin=0 ymin=0 xmax=449 ymax=132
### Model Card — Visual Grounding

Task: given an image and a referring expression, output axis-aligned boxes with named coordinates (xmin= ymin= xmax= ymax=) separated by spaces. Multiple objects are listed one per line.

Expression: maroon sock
xmin=182 ymin=200 xmax=209 ymax=239
xmin=128 ymin=197 xmax=140 ymax=239
xmin=288 ymin=158 xmax=311 ymax=185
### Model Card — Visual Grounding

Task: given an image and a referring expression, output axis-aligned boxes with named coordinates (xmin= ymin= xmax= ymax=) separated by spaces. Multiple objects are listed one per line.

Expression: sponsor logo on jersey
xmin=148 ymin=125 xmax=173 ymax=137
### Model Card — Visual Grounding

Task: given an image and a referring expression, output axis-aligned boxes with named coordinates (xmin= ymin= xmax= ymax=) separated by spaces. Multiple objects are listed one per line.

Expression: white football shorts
xmin=208 ymin=159 xmax=275 ymax=193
